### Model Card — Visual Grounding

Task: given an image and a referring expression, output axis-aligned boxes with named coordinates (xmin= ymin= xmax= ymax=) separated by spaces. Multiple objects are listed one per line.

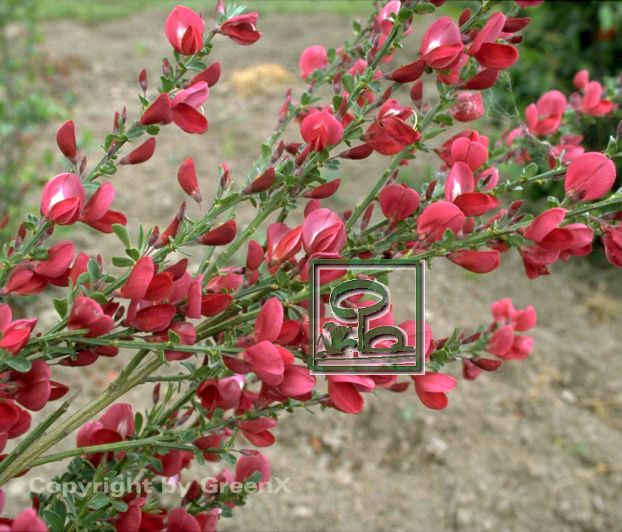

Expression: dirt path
xmin=4 ymin=7 xmax=621 ymax=531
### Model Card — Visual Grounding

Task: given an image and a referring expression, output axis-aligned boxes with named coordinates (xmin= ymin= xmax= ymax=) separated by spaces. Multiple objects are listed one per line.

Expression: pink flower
xmin=0 ymin=508 xmax=48 ymax=532
xmin=416 ymin=201 xmax=465 ymax=242
xmin=254 ymin=297 xmax=284 ymax=343
xmin=564 ymin=152 xmax=616 ymax=201
xmin=573 ymin=78 xmax=615 ymax=116
xmin=375 ymin=0 xmax=401 ymax=34
xmin=447 ymin=136 xmax=489 ymax=171
xmin=412 ymin=372 xmax=457 ymax=410
xmin=300 ymin=109 xmax=344 ymax=151
xmin=450 ymin=92 xmax=484 ymax=122
xmin=235 ymin=450 xmax=270 ymax=485
xmin=468 ymin=12 xmax=519 ymax=70
xmin=220 ymin=13 xmax=261 ymax=45
xmin=525 ymin=90 xmax=567 ymax=136
xmin=419 ymin=17 xmax=463 ymax=70
xmin=80 ymin=182 xmax=127 ymax=233
xmin=40 ymin=173 xmax=85 ymax=225
xmin=603 ymin=225 xmax=622 ymax=268
xmin=299 ymin=45 xmax=328 ymax=79
xmin=302 ymin=208 xmax=346 ymax=254
xmin=165 ymin=5 xmax=204 ymax=55
xmin=76 ymin=403 xmax=135 ymax=464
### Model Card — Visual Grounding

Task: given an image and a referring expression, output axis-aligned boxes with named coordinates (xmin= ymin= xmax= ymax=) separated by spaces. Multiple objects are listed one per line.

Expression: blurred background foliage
xmin=3 ymin=0 xmax=622 ymax=243
xmin=0 ymin=0 xmax=65 ymax=242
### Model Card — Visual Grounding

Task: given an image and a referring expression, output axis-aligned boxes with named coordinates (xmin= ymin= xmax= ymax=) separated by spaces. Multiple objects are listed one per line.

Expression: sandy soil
xmin=3 ymin=6 xmax=622 ymax=531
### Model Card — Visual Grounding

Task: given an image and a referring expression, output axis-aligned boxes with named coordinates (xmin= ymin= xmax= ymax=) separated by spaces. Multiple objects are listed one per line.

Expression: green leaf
xmin=523 ymin=162 xmax=539 ymax=178
xmin=112 ymin=256 xmax=134 ymax=268
xmin=126 ymin=248 xmax=140 ymax=261
xmin=433 ymin=113 xmax=454 ymax=126
xmin=112 ymin=224 xmax=131 ymax=249
xmin=414 ymin=3 xmax=435 ymax=14
xmin=342 ymin=74 xmax=355 ymax=94
xmin=42 ymin=510 xmax=65 ymax=531
xmin=87 ymin=493 xmax=110 ymax=510
xmin=4 ymin=357 xmax=32 ymax=373
xmin=260 ymin=143 xmax=272 ymax=161
xmin=53 ymin=298 xmax=68 ymax=319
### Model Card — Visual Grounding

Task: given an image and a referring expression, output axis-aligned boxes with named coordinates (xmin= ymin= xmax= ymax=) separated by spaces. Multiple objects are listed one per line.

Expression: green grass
xmin=37 ymin=0 xmax=369 ymax=23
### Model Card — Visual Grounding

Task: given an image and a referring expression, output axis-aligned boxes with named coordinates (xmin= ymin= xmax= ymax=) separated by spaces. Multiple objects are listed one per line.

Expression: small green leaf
xmin=112 ymin=224 xmax=131 ymax=249
xmin=414 ymin=3 xmax=435 ymax=14
xmin=53 ymin=298 xmax=68 ymax=318
xmin=4 ymin=357 xmax=32 ymax=373
xmin=87 ymin=493 xmax=110 ymax=510
xmin=342 ymin=74 xmax=355 ymax=94
xmin=112 ymin=256 xmax=134 ymax=268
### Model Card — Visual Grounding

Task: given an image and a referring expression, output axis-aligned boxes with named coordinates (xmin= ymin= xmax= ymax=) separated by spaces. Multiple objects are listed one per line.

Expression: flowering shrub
xmin=0 ymin=0 xmax=621 ymax=529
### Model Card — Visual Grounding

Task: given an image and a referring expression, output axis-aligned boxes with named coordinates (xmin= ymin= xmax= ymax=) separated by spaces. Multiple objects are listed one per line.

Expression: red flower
xmin=0 ymin=508 xmax=47 ymax=532
xmin=327 ymin=375 xmax=375 ymax=414
xmin=564 ymin=152 xmax=616 ymax=202
xmin=525 ymin=90 xmax=567 ymax=136
xmin=303 ymin=179 xmax=341 ymax=199
xmin=299 ymin=45 xmax=328 ymax=79
xmin=573 ymin=77 xmax=615 ymax=117
xmin=56 ymin=120 xmax=77 ymax=160
xmin=448 ymin=249 xmax=501 ymax=273
xmin=235 ymin=450 xmax=270 ymax=485
xmin=200 ymin=220 xmax=237 ymax=246
xmin=0 ymin=319 xmax=37 ymax=355
xmin=68 ymin=297 xmax=114 ymax=338
xmin=171 ymin=82 xmax=209 ymax=134
xmin=419 ymin=17 xmax=463 ymax=69
xmin=412 ymin=372 xmax=456 ymax=410
xmin=167 ymin=508 xmax=201 ymax=532
xmin=164 ymin=5 xmax=204 ymax=55
xmin=80 ymin=182 xmax=127 ymax=233
xmin=237 ymin=418 xmax=277 ymax=447
xmin=220 ymin=13 xmax=261 ymax=45
xmin=379 ymin=183 xmax=420 ymax=225
xmin=450 ymin=92 xmax=484 ymax=122
xmin=40 ymin=173 xmax=85 ymax=225
xmin=119 ymin=138 xmax=156 ymax=165
xmin=300 ymin=109 xmax=344 ymax=152
xmin=254 ymin=297 xmax=283 ymax=343
xmin=603 ymin=224 xmax=622 ymax=268
xmin=76 ymin=403 xmax=134 ymax=464
xmin=197 ymin=376 xmax=242 ymax=413
xmin=302 ymin=208 xmax=345 ymax=254
xmin=364 ymin=99 xmax=419 ymax=155
xmin=34 ymin=240 xmax=74 ymax=279
xmin=177 ymin=157 xmax=202 ymax=202
xmin=468 ymin=12 xmax=519 ymax=70
xmin=416 ymin=201 xmax=465 ymax=242
xmin=140 ymin=93 xmax=172 ymax=126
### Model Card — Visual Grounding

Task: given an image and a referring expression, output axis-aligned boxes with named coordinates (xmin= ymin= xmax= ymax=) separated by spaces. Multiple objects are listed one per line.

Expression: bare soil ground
xmin=4 ymin=7 xmax=622 ymax=531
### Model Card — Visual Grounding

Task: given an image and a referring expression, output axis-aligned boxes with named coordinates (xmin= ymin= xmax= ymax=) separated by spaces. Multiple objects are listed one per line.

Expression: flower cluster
xmin=0 ymin=0 xmax=620 ymax=529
